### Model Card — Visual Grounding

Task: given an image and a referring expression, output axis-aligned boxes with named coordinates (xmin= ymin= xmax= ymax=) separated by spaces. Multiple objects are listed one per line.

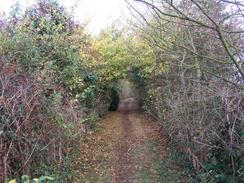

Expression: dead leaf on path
xmin=0 ymin=96 xmax=5 ymax=104
xmin=73 ymin=112 xmax=192 ymax=183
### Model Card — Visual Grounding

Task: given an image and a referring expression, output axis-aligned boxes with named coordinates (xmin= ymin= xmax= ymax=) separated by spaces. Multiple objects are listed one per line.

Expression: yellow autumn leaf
xmin=8 ymin=179 xmax=17 ymax=183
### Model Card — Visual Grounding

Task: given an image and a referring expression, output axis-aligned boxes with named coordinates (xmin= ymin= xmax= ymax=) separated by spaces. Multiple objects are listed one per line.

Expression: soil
xmin=73 ymin=111 xmax=193 ymax=183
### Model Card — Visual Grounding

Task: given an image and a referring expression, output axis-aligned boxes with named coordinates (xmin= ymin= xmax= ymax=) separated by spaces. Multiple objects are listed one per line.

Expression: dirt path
xmin=113 ymin=112 xmax=132 ymax=182
xmin=74 ymin=111 xmax=193 ymax=183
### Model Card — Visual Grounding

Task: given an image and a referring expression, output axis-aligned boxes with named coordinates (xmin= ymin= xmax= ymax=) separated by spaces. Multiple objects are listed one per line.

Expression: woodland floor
xmin=73 ymin=111 xmax=194 ymax=183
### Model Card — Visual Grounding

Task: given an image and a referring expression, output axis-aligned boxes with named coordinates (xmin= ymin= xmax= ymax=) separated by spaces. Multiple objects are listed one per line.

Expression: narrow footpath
xmin=74 ymin=111 xmax=193 ymax=183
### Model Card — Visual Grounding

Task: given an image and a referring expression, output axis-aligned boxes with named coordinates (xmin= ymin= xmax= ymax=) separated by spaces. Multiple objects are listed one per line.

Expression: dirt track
xmin=74 ymin=111 xmax=193 ymax=183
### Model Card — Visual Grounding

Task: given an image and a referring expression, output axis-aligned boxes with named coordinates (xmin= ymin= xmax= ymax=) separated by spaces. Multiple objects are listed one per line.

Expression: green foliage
xmin=7 ymin=175 xmax=54 ymax=183
xmin=33 ymin=155 xmax=78 ymax=183
xmin=196 ymin=149 xmax=244 ymax=183
xmin=3 ymin=0 xmax=96 ymax=97
xmin=81 ymin=111 xmax=98 ymax=130
xmin=94 ymin=26 xmax=155 ymax=82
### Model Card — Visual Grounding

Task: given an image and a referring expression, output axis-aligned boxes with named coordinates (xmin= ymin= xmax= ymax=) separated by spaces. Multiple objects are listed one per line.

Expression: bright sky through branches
xmin=0 ymin=0 xmax=129 ymax=35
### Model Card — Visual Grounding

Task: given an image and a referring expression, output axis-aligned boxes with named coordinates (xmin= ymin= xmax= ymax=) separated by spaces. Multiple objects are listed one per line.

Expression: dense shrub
xmin=129 ymin=0 xmax=244 ymax=182
xmin=0 ymin=0 xmax=111 ymax=181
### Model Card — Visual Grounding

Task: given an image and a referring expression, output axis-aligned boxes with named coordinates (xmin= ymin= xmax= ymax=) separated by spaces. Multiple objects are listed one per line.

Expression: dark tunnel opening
xmin=108 ymin=88 xmax=120 ymax=111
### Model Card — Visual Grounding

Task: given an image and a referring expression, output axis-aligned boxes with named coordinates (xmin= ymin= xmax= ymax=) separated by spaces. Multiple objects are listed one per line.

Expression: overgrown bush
xmin=0 ymin=0 xmax=112 ymax=181
xmin=129 ymin=0 xmax=244 ymax=182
